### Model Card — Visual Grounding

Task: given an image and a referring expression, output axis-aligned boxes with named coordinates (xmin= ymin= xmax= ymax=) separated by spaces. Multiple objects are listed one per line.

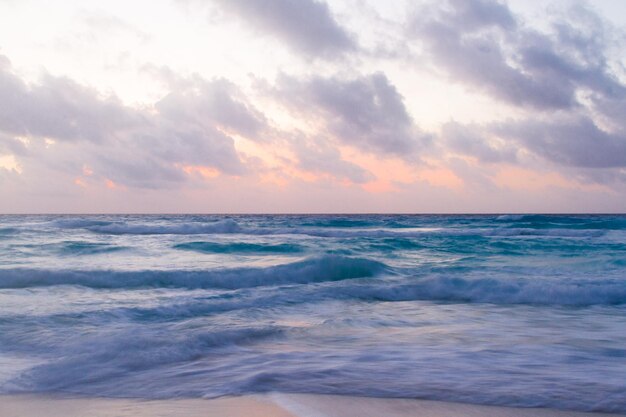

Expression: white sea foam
xmin=495 ymin=214 xmax=526 ymax=221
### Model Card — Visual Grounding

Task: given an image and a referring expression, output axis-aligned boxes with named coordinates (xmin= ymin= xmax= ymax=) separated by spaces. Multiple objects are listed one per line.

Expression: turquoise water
xmin=0 ymin=214 xmax=625 ymax=412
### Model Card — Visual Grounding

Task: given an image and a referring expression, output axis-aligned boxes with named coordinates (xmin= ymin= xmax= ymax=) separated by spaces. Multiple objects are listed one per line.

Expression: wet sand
xmin=0 ymin=393 xmax=623 ymax=417
xmin=270 ymin=393 xmax=625 ymax=417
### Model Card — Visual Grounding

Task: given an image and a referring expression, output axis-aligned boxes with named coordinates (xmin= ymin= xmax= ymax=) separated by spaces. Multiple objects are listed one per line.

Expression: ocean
xmin=0 ymin=214 xmax=624 ymax=412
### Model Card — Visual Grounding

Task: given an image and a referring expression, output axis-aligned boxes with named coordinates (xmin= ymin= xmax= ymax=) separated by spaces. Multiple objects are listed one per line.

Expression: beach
xmin=1 ymin=394 xmax=624 ymax=417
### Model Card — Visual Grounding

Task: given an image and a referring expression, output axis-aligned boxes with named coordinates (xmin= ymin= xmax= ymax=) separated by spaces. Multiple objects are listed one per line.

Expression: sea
xmin=0 ymin=214 xmax=625 ymax=412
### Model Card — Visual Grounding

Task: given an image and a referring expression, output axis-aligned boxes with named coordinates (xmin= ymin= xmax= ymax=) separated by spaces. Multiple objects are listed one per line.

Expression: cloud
xmin=209 ymin=0 xmax=356 ymax=58
xmin=405 ymin=0 xmax=626 ymax=185
xmin=591 ymin=94 xmax=626 ymax=133
xmin=439 ymin=110 xmax=626 ymax=185
xmin=0 ymin=133 xmax=29 ymax=157
xmin=155 ymin=77 xmax=267 ymax=140
xmin=409 ymin=0 xmax=626 ymax=111
xmin=442 ymin=122 xmax=517 ymax=164
xmin=90 ymin=123 xmax=245 ymax=189
xmin=290 ymin=136 xmax=374 ymax=183
xmin=0 ymin=59 xmax=141 ymax=142
xmin=495 ymin=115 xmax=626 ymax=169
xmin=272 ymin=72 xmax=430 ymax=157
xmin=0 ymin=55 xmax=266 ymax=188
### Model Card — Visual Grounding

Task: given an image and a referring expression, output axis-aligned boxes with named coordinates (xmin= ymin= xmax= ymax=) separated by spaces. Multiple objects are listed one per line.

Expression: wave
xmin=4 ymin=241 xmax=129 ymax=256
xmin=3 ymin=272 xmax=623 ymax=322
xmin=281 ymin=226 xmax=607 ymax=239
xmin=494 ymin=214 xmax=626 ymax=230
xmin=27 ymin=276 xmax=626 ymax=328
xmin=0 ymin=227 xmax=19 ymax=238
xmin=173 ymin=241 xmax=303 ymax=254
xmin=7 ymin=325 xmax=284 ymax=393
xmin=265 ymin=227 xmax=441 ymax=238
xmin=495 ymin=214 xmax=526 ymax=221
xmin=349 ymin=275 xmax=626 ymax=306
xmin=485 ymin=228 xmax=605 ymax=238
xmin=51 ymin=219 xmax=113 ymax=229
xmin=78 ymin=219 xmax=611 ymax=240
xmin=0 ymin=255 xmax=387 ymax=290
xmin=299 ymin=218 xmax=379 ymax=228
xmin=87 ymin=219 xmax=241 ymax=235
xmin=368 ymin=237 xmax=425 ymax=251
xmin=57 ymin=241 xmax=128 ymax=256
xmin=89 ymin=223 xmax=437 ymax=238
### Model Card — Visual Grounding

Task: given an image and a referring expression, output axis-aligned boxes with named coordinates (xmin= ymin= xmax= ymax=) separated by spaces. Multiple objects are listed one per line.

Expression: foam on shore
xmin=1 ymin=394 xmax=623 ymax=417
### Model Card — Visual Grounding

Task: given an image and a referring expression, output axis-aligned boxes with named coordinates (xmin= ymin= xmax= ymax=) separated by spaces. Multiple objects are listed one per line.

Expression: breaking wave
xmin=485 ymin=228 xmax=606 ymax=238
xmin=51 ymin=219 xmax=113 ymax=229
xmin=87 ymin=219 xmax=241 ymax=235
xmin=57 ymin=241 xmax=129 ymax=256
xmin=1 ymin=268 xmax=624 ymax=307
xmin=76 ymin=220 xmax=611 ymax=240
xmin=0 ymin=255 xmax=387 ymax=290
xmin=7 ymin=325 xmax=284 ymax=394
xmin=173 ymin=241 xmax=303 ymax=254
xmin=352 ymin=276 xmax=626 ymax=306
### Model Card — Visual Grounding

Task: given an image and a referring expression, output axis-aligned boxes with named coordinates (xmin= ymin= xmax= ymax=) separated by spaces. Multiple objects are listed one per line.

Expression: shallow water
xmin=0 ymin=214 xmax=625 ymax=412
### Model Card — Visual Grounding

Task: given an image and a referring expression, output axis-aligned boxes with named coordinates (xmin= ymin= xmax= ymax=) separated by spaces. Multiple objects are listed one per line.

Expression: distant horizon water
xmin=2 ymin=212 xmax=626 ymax=215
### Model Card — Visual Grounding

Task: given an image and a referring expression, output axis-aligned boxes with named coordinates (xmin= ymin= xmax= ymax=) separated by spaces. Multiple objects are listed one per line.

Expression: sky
xmin=0 ymin=0 xmax=625 ymax=213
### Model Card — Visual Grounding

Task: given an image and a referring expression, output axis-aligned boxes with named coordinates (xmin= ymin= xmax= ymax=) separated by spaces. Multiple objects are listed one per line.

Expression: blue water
xmin=0 ymin=214 xmax=625 ymax=412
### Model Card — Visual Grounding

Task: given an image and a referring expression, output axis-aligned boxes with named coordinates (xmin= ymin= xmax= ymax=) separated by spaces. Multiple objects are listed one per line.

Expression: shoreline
xmin=1 ymin=393 xmax=623 ymax=417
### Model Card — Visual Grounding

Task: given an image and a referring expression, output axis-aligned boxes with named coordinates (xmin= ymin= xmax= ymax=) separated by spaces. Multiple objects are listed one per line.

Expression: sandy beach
xmin=1 ymin=393 xmax=624 ymax=417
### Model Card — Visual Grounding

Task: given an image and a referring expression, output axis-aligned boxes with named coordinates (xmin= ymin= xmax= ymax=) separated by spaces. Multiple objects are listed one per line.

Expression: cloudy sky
xmin=1 ymin=0 xmax=625 ymax=213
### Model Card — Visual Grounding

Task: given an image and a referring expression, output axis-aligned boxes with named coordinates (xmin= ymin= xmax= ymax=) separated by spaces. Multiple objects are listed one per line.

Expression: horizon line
xmin=2 ymin=212 xmax=626 ymax=216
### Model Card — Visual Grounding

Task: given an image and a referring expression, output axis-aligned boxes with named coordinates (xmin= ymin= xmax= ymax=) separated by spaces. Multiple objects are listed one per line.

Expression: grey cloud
xmin=495 ymin=115 xmax=626 ymax=169
xmin=447 ymin=156 xmax=497 ymax=190
xmin=92 ymin=154 xmax=188 ymax=189
xmin=131 ymin=125 xmax=244 ymax=174
xmin=442 ymin=113 xmax=626 ymax=177
xmin=409 ymin=1 xmax=626 ymax=182
xmin=0 ymin=55 xmax=257 ymax=188
xmin=409 ymin=0 xmax=625 ymax=111
xmin=590 ymin=95 xmax=626 ymax=133
xmin=566 ymin=167 xmax=626 ymax=186
xmin=89 ymin=124 xmax=245 ymax=189
xmin=291 ymin=137 xmax=374 ymax=183
xmin=516 ymin=21 xmax=625 ymax=99
xmin=0 ymin=133 xmax=29 ymax=156
xmin=0 ymin=63 xmax=141 ymax=142
xmin=442 ymin=122 xmax=517 ymax=163
xmin=156 ymin=78 xmax=267 ymax=140
xmin=440 ymin=0 xmax=516 ymax=31
xmin=210 ymin=0 xmax=356 ymax=58
xmin=274 ymin=72 xmax=430 ymax=157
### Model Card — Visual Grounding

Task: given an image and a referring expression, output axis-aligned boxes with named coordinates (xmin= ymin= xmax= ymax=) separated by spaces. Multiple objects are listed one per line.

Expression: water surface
xmin=0 ymin=214 xmax=625 ymax=412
